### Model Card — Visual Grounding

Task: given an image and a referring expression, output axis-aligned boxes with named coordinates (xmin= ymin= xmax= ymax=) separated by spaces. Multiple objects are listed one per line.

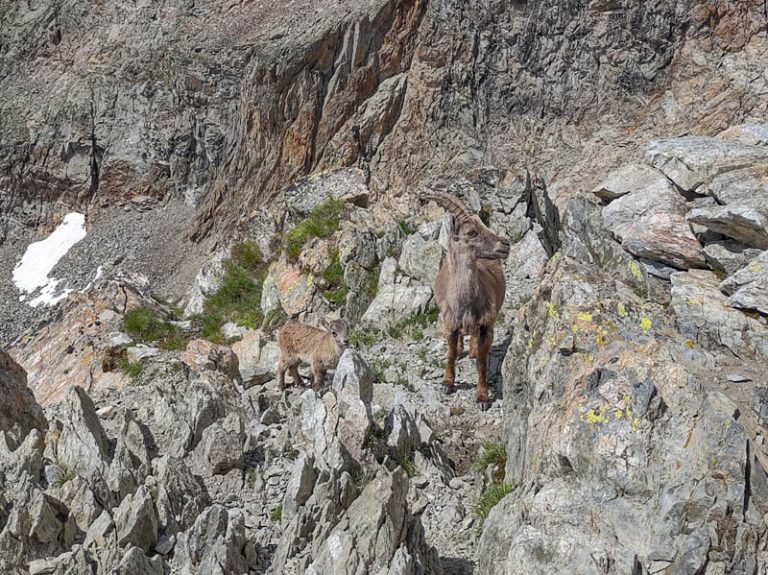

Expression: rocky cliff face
xmin=2 ymin=1 xmax=768 ymax=574
xmin=2 ymin=0 xmax=767 ymax=238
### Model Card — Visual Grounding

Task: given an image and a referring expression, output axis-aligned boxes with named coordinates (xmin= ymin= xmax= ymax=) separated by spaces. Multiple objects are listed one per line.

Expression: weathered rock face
xmin=482 ymin=165 xmax=768 ymax=573
xmin=3 ymin=0 xmax=768 ymax=246
xmin=0 ymin=348 xmax=47 ymax=446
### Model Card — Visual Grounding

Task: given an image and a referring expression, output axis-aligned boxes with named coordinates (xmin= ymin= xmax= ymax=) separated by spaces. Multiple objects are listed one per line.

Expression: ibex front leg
xmin=442 ymin=330 xmax=460 ymax=394
xmin=475 ymin=325 xmax=493 ymax=410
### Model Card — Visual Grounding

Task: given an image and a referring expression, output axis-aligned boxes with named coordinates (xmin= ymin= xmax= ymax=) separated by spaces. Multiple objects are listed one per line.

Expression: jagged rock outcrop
xmin=481 ymin=138 xmax=768 ymax=573
xmin=0 ymin=349 xmax=47 ymax=446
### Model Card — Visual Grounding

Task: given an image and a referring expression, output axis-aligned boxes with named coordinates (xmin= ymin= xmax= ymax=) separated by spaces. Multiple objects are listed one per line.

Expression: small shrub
xmin=284 ymin=198 xmax=346 ymax=261
xmin=472 ymin=482 xmax=516 ymax=523
xmin=262 ymin=307 xmax=287 ymax=336
xmin=386 ymin=308 xmax=439 ymax=340
xmin=231 ymin=241 xmax=263 ymax=271
xmin=325 ymin=286 xmax=350 ymax=307
xmin=194 ymin=247 xmax=269 ymax=341
xmin=270 ymin=506 xmax=282 ymax=523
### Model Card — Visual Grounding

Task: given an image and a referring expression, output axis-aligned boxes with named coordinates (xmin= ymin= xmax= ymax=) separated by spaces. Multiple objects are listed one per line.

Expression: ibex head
xmin=320 ymin=318 xmax=349 ymax=348
xmin=420 ymin=185 xmax=510 ymax=260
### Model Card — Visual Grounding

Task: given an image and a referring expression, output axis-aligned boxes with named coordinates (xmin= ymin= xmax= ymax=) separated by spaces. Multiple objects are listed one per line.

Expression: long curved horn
xmin=419 ymin=187 xmax=474 ymax=223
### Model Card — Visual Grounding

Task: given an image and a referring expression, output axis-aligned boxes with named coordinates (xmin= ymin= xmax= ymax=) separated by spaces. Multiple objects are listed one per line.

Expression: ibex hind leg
xmin=442 ymin=330 xmax=460 ymax=395
xmin=475 ymin=326 xmax=493 ymax=410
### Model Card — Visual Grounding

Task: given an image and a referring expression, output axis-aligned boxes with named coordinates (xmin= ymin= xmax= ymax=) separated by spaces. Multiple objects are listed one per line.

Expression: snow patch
xmin=13 ymin=213 xmax=87 ymax=307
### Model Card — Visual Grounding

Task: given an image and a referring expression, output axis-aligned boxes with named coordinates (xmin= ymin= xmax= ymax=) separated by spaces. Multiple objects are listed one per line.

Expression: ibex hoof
xmin=477 ymin=400 xmax=492 ymax=412
xmin=441 ymin=384 xmax=456 ymax=396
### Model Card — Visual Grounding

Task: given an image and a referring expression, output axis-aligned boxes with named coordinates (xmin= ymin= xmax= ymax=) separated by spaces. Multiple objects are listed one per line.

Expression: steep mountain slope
xmin=1 ymin=1 xmax=768 ymax=574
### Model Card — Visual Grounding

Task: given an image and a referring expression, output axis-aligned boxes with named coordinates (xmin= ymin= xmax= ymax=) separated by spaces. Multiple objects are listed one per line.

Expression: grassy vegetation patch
xmin=284 ymin=198 xmax=346 ymax=261
xmin=321 ymin=248 xmax=350 ymax=308
xmin=472 ymin=482 xmax=516 ymax=523
xmin=397 ymin=218 xmax=416 ymax=237
xmin=387 ymin=308 xmax=439 ymax=340
xmin=123 ymin=308 xmax=184 ymax=348
xmin=474 ymin=441 xmax=507 ymax=483
xmin=396 ymin=454 xmax=416 ymax=477
xmin=53 ymin=468 xmax=77 ymax=488
xmin=366 ymin=264 xmax=381 ymax=300
xmin=193 ymin=242 xmax=269 ymax=343
xmin=349 ymin=328 xmax=380 ymax=348
xmin=119 ymin=358 xmax=144 ymax=378
xmin=270 ymin=506 xmax=282 ymax=523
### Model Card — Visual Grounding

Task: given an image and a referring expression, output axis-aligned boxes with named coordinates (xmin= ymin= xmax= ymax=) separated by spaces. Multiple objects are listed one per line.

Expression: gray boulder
xmin=282 ymin=451 xmax=316 ymax=521
xmin=687 ymin=203 xmax=768 ymax=249
xmin=331 ymin=350 xmax=374 ymax=464
xmin=361 ymin=258 xmax=433 ymax=329
xmin=592 ymin=163 xmax=676 ymax=202
xmin=718 ymin=123 xmax=768 ymax=146
xmin=706 ymin=164 xmax=768 ymax=206
xmin=191 ymin=412 xmax=244 ymax=476
xmin=670 ymin=269 xmax=768 ymax=358
xmin=703 ymin=240 xmax=762 ymax=276
xmin=114 ymin=485 xmax=158 ymax=552
xmin=645 ymin=137 xmax=768 ymax=192
xmin=398 ymin=233 xmax=444 ymax=284
xmin=172 ymin=505 xmax=255 ymax=575
xmin=306 ymin=469 xmax=439 ymax=575
xmin=152 ymin=456 xmax=210 ymax=536
xmin=720 ymin=250 xmax=768 ymax=315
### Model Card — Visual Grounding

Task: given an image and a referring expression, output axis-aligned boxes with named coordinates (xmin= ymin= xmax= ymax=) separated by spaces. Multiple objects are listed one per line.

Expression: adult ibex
xmin=420 ymin=186 xmax=510 ymax=409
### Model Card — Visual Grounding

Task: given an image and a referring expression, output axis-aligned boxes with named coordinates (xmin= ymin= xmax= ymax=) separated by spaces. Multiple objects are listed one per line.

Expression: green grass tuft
xmin=270 ymin=506 xmax=282 ymax=523
xmin=284 ymin=198 xmax=346 ymax=261
xmin=474 ymin=441 xmax=507 ymax=483
xmin=321 ymin=248 xmax=350 ymax=308
xmin=398 ymin=218 xmax=416 ymax=237
xmin=246 ymin=468 xmax=258 ymax=489
xmin=118 ymin=358 xmax=144 ymax=378
xmin=366 ymin=264 xmax=381 ymax=300
xmin=472 ymin=482 xmax=516 ymax=523
xmin=396 ymin=455 xmax=416 ymax=477
xmin=386 ymin=308 xmax=439 ymax=341
xmin=54 ymin=468 xmax=77 ymax=488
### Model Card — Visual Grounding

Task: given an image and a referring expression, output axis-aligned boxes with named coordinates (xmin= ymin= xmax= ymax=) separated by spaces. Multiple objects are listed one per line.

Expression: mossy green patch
xmin=123 ymin=307 xmax=186 ymax=350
